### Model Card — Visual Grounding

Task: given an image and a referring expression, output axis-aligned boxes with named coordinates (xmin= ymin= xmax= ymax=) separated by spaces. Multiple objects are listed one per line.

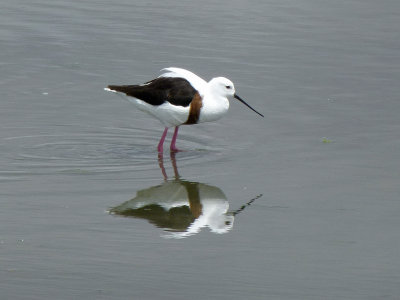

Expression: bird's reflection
xmin=110 ymin=152 xmax=261 ymax=239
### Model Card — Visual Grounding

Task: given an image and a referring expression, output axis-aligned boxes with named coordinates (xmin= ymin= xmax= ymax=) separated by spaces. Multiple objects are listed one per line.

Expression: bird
xmin=104 ymin=67 xmax=263 ymax=152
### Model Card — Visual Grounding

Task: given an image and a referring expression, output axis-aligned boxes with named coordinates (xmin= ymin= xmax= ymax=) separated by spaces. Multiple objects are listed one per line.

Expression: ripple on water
xmin=3 ymin=125 xmax=227 ymax=177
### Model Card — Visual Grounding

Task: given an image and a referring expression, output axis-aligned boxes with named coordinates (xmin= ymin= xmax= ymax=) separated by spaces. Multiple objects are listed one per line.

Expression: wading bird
xmin=105 ymin=67 xmax=263 ymax=152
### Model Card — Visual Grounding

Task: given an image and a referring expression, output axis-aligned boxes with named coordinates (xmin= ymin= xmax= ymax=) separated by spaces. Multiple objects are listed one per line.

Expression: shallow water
xmin=1 ymin=0 xmax=400 ymax=299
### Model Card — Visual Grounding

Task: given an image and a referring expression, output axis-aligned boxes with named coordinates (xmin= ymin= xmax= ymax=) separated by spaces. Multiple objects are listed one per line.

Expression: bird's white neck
xmin=199 ymin=92 xmax=230 ymax=123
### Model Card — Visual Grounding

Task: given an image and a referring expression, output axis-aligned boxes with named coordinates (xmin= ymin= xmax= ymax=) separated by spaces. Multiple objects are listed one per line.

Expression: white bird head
xmin=208 ymin=77 xmax=236 ymax=98
xmin=209 ymin=77 xmax=264 ymax=117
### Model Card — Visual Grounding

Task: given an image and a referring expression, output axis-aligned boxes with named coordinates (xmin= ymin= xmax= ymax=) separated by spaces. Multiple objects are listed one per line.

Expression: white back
xmin=159 ymin=67 xmax=208 ymax=95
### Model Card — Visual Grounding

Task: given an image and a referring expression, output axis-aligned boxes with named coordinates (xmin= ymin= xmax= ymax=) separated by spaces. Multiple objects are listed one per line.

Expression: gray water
xmin=1 ymin=0 xmax=400 ymax=299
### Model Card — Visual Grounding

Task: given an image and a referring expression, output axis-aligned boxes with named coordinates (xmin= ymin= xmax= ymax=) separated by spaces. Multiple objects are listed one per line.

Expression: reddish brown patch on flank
xmin=184 ymin=93 xmax=203 ymax=125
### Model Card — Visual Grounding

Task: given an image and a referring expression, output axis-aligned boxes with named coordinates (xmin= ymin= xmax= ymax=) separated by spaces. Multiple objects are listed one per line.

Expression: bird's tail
xmin=104 ymin=85 xmax=144 ymax=97
xmin=104 ymin=85 xmax=128 ymax=93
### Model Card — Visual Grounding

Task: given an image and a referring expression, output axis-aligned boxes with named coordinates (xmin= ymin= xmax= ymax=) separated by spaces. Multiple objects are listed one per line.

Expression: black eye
xmin=226 ymin=85 xmax=231 ymax=89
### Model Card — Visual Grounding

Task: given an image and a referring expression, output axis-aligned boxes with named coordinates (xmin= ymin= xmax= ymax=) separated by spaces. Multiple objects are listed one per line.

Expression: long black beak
xmin=234 ymin=94 xmax=264 ymax=117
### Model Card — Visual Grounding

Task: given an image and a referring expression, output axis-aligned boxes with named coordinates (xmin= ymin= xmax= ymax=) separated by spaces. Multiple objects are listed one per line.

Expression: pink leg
xmin=170 ymin=126 xmax=180 ymax=152
xmin=157 ymin=127 xmax=168 ymax=153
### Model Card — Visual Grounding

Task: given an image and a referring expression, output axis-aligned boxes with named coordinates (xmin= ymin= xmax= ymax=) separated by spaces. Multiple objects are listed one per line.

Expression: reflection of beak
xmin=230 ymin=194 xmax=263 ymax=216
xmin=234 ymin=94 xmax=264 ymax=117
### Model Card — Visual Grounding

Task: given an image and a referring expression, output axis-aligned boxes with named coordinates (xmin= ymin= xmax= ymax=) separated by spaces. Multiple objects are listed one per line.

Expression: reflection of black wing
xmin=114 ymin=204 xmax=195 ymax=231
xmin=107 ymin=77 xmax=197 ymax=107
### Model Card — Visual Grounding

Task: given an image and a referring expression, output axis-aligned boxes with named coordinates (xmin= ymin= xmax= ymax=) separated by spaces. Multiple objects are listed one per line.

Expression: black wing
xmin=107 ymin=77 xmax=197 ymax=107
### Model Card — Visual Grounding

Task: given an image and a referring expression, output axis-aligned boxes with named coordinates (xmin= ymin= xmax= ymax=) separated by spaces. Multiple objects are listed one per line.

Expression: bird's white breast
xmin=198 ymin=94 xmax=230 ymax=123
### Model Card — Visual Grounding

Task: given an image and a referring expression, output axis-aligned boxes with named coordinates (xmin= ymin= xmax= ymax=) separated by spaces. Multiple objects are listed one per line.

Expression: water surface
xmin=1 ymin=0 xmax=400 ymax=299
